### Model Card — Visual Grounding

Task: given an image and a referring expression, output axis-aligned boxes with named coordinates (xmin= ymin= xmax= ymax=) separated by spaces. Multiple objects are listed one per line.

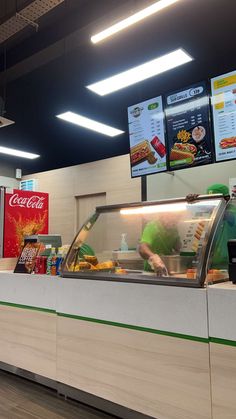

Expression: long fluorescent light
xmin=87 ymin=49 xmax=192 ymax=96
xmin=56 ymin=111 xmax=124 ymax=137
xmin=0 ymin=146 xmax=39 ymax=159
xmin=91 ymin=0 xmax=181 ymax=44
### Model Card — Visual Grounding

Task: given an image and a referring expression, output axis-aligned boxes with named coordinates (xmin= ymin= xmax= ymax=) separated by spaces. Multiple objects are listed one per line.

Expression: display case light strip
xmin=120 ymin=203 xmax=187 ymax=215
xmin=91 ymin=0 xmax=181 ymax=44
xmin=87 ymin=49 xmax=192 ymax=96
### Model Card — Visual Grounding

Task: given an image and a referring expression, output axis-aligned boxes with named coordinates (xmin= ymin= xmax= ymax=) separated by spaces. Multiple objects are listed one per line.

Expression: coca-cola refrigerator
xmin=0 ymin=187 xmax=49 ymax=258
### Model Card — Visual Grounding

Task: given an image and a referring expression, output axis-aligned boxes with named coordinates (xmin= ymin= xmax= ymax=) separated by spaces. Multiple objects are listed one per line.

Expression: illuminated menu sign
xmin=164 ymin=81 xmax=212 ymax=170
xmin=127 ymin=96 xmax=167 ymax=178
xmin=211 ymin=70 xmax=236 ymax=162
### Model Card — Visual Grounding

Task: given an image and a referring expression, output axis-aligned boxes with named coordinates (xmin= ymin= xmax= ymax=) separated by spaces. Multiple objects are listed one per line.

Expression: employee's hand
xmin=186 ymin=193 xmax=199 ymax=203
xmin=148 ymin=254 xmax=168 ymax=276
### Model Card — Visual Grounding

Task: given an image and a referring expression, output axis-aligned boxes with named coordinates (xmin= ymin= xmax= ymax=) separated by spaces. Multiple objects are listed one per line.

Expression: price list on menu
xmin=164 ymin=81 xmax=212 ymax=170
xmin=211 ymin=70 xmax=236 ymax=162
xmin=127 ymin=96 xmax=167 ymax=177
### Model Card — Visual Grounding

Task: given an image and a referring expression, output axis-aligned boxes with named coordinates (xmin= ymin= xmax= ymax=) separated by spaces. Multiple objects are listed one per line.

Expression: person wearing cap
xmin=206 ymin=183 xmax=236 ymax=269
xmin=138 ymin=212 xmax=180 ymax=276
xmin=206 ymin=183 xmax=230 ymax=199
xmin=187 ymin=183 xmax=236 ymax=268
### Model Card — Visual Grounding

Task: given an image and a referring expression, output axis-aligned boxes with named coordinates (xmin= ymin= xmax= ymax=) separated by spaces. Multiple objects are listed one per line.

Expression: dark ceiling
xmin=0 ymin=0 xmax=235 ymax=175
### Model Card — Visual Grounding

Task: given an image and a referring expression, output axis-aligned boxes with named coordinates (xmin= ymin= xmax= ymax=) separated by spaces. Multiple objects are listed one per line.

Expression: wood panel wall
xmin=0 ymin=306 xmax=56 ymax=380
xmin=57 ymin=317 xmax=212 ymax=419
xmin=23 ymin=155 xmax=141 ymax=245
xmin=210 ymin=343 xmax=236 ymax=419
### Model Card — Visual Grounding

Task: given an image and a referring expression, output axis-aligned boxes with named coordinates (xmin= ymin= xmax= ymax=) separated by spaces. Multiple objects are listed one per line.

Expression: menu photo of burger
xmin=170 ymin=124 xmax=211 ymax=168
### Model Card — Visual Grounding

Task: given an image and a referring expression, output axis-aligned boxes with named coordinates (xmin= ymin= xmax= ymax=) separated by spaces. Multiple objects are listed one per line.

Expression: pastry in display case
xmin=61 ymin=195 xmax=230 ymax=287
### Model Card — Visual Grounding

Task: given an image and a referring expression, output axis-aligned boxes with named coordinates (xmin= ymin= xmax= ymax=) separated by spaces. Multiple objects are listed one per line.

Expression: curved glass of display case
xmin=61 ymin=195 xmax=227 ymax=287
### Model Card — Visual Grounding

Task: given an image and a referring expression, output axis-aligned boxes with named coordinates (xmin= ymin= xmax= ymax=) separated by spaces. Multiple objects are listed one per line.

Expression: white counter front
xmin=0 ymin=272 xmax=235 ymax=419
xmin=58 ymin=277 xmax=209 ymax=338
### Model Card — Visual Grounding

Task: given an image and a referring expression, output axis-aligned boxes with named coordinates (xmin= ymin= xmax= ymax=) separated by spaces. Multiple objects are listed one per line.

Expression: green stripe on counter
xmin=0 ymin=301 xmax=55 ymax=314
xmin=210 ymin=337 xmax=236 ymax=347
xmin=57 ymin=312 xmax=208 ymax=343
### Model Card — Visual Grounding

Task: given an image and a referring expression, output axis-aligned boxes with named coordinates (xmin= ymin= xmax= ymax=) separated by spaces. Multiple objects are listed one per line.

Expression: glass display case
xmin=62 ymin=195 xmax=230 ymax=287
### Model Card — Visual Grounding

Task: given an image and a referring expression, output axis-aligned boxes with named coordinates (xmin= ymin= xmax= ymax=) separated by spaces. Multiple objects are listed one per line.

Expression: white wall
xmin=0 ymin=176 xmax=19 ymax=189
xmin=147 ymin=160 xmax=236 ymax=200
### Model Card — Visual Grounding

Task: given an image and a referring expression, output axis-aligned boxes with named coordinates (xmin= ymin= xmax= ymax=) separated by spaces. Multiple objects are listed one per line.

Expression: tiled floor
xmin=0 ymin=370 xmax=117 ymax=419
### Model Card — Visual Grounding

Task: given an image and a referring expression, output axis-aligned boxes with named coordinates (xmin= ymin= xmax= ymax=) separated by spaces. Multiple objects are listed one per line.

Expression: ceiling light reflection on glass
xmin=87 ymin=49 xmax=193 ymax=96
xmin=91 ymin=0 xmax=181 ymax=44
xmin=0 ymin=146 xmax=39 ymax=159
xmin=56 ymin=112 xmax=124 ymax=137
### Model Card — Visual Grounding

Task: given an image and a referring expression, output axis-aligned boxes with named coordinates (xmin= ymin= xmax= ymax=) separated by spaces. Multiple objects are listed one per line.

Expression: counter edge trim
xmin=0 ymin=301 xmax=55 ymax=314
xmin=57 ymin=312 xmax=209 ymax=343
xmin=210 ymin=337 xmax=236 ymax=347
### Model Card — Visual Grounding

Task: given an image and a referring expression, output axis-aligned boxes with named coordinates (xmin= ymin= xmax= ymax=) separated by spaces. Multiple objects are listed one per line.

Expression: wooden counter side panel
xmin=210 ymin=343 xmax=236 ymax=419
xmin=0 ymin=306 xmax=56 ymax=380
xmin=57 ymin=317 xmax=211 ymax=419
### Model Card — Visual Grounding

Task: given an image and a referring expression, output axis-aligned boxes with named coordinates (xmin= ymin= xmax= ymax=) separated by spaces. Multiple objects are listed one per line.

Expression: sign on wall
xmin=164 ymin=81 xmax=213 ymax=170
xmin=128 ymin=96 xmax=167 ymax=177
xmin=211 ymin=70 xmax=236 ymax=162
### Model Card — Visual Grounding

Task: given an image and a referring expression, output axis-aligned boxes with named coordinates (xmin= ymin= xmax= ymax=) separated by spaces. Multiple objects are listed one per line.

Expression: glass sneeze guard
xmin=62 ymin=195 xmax=226 ymax=287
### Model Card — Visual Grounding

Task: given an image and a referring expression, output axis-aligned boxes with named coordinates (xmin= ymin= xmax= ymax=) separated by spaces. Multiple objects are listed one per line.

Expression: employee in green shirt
xmin=207 ymin=183 xmax=236 ymax=269
xmin=138 ymin=213 xmax=180 ymax=275
xmin=187 ymin=183 xmax=236 ymax=269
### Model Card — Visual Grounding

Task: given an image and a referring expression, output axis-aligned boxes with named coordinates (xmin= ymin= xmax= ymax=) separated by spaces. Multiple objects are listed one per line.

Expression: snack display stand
xmin=0 ymin=196 xmax=235 ymax=419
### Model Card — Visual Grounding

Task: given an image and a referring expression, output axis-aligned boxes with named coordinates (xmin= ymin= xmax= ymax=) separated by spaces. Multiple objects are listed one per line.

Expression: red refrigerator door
xmin=3 ymin=189 xmax=49 ymax=258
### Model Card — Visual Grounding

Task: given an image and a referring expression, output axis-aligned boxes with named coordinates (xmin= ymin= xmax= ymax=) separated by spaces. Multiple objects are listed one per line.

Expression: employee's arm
xmin=138 ymin=242 xmax=168 ymax=275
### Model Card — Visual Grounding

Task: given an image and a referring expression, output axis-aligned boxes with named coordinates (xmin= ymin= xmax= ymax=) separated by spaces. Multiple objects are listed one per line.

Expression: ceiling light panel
xmin=56 ymin=112 xmax=124 ymax=137
xmin=91 ymin=0 xmax=181 ymax=44
xmin=87 ymin=49 xmax=193 ymax=96
xmin=0 ymin=146 xmax=39 ymax=159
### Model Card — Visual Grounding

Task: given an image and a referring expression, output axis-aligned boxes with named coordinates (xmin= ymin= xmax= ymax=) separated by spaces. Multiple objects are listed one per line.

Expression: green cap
xmin=206 ymin=183 xmax=229 ymax=197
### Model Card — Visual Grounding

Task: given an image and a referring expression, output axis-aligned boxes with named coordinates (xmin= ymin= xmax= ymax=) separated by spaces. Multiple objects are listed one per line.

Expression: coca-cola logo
xmin=9 ymin=193 xmax=45 ymax=209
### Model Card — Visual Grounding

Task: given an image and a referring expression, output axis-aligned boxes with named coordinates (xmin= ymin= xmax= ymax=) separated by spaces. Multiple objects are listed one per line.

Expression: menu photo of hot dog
xmin=169 ymin=123 xmax=211 ymax=168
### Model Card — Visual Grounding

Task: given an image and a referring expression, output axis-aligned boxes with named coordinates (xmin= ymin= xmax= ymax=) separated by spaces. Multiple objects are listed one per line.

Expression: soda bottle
xmin=50 ymin=248 xmax=57 ymax=276
xmin=56 ymin=247 xmax=63 ymax=276
xmin=46 ymin=247 xmax=54 ymax=275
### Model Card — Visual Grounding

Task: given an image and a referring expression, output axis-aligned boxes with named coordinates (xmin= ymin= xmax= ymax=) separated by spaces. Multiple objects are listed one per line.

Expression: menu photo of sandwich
xmin=219 ymin=137 xmax=236 ymax=149
xmin=130 ymin=137 xmax=166 ymax=167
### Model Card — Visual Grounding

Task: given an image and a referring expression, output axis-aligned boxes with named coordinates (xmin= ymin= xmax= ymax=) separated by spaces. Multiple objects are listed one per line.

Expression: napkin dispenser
xmin=227 ymin=240 xmax=236 ymax=284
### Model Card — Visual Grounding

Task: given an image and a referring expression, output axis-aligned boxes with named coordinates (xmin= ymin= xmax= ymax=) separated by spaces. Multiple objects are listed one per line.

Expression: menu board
xmin=128 ymin=96 xmax=167 ymax=177
xmin=211 ymin=70 xmax=236 ymax=162
xmin=165 ymin=81 xmax=212 ymax=170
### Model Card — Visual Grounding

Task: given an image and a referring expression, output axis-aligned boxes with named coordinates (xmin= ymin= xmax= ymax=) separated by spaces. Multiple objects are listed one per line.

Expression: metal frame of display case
xmin=61 ymin=195 xmax=227 ymax=288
